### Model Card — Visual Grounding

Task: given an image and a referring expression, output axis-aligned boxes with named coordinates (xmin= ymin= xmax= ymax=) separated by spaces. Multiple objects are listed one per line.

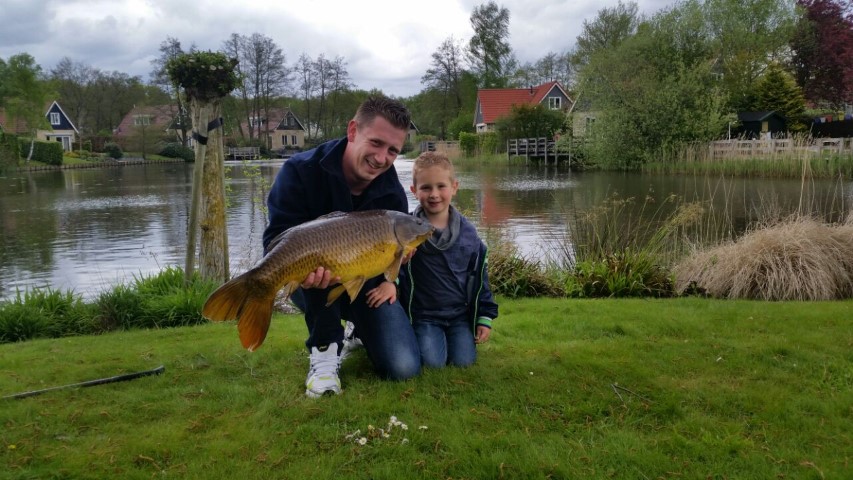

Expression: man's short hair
xmin=354 ymin=96 xmax=412 ymax=131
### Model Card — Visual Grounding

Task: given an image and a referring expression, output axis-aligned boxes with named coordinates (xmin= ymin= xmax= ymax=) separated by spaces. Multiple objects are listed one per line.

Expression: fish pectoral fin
xmin=384 ymin=249 xmax=405 ymax=283
xmin=325 ymin=276 xmax=367 ymax=306
xmin=280 ymin=281 xmax=299 ymax=301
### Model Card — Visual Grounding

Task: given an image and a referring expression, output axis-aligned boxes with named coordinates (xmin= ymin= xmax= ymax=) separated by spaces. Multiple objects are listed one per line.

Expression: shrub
xmin=567 ymin=250 xmax=674 ymax=298
xmin=104 ymin=142 xmax=123 ymax=159
xmin=0 ymin=303 xmax=50 ymax=343
xmin=0 ymin=133 xmax=19 ymax=172
xmin=488 ymin=240 xmax=564 ymax=298
xmin=459 ymin=132 xmax=477 ymax=156
xmin=18 ymin=139 xmax=63 ymax=165
xmin=674 ymin=216 xmax=853 ymax=300
xmin=159 ymin=142 xmax=194 ymax=162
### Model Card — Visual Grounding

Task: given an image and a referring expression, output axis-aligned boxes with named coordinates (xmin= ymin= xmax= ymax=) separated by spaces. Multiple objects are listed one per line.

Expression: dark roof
xmin=738 ymin=111 xmax=783 ymax=122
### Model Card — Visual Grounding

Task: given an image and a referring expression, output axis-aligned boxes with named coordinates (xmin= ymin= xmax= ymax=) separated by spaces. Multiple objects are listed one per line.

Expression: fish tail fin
xmin=202 ymin=275 xmax=276 ymax=351
xmin=202 ymin=276 xmax=252 ymax=322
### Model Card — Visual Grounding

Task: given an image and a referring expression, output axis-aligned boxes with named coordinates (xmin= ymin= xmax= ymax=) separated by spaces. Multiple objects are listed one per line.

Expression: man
xmin=263 ymin=96 xmax=420 ymax=397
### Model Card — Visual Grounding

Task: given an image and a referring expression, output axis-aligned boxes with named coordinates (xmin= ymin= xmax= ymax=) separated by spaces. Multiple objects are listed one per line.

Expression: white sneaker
xmin=305 ymin=344 xmax=342 ymax=398
xmin=341 ymin=321 xmax=364 ymax=360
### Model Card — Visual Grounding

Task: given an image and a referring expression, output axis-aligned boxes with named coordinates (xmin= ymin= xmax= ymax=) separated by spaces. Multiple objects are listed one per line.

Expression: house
xmin=113 ymin=104 xmax=189 ymax=149
xmin=238 ymin=108 xmax=306 ymax=153
xmin=474 ymin=81 xmax=573 ymax=132
xmin=0 ymin=101 xmax=79 ymax=151
xmin=407 ymin=121 xmax=420 ymax=143
xmin=735 ymin=111 xmax=787 ymax=139
xmin=570 ymin=95 xmax=597 ymax=138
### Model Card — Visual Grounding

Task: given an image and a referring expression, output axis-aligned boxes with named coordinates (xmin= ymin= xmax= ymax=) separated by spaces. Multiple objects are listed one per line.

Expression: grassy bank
xmin=2 ymin=298 xmax=850 ymax=479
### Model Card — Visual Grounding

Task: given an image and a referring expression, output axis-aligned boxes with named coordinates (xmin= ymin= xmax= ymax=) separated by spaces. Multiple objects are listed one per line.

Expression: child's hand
xmin=475 ymin=325 xmax=491 ymax=344
xmin=365 ymin=281 xmax=397 ymax=308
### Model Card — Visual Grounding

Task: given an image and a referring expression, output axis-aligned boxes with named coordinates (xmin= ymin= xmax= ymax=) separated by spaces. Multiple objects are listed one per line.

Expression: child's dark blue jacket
xmin=398 ymin=209 xmax=499 ymax=331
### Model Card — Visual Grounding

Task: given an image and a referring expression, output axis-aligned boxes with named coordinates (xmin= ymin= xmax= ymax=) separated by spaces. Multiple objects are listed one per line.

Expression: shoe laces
xmin=309 ymin=346 xmax=341 ymax=376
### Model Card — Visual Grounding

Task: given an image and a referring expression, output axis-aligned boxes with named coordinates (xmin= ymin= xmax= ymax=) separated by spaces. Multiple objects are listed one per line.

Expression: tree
xmin=467 ymin=1 xmax=516 ymax=88
xmin=494 ymin=103 xmax=566 ymax=141
xmin=293 ymin=53 xmax=318 ymax=139
xmin=752 ymin=63 xmax=808 ymax=131
xmin=421 ymin=36 xmax=467 ymax=138
xmin=223 ymin=33 xmax=291 ymax=147
xmin=50 ymin=57 xmax=95 ymax=140
xmin=150 ymin=37 xmax=194 ymax=146
xmin=573 ymin=1 xmax=640 ymax=69
xmin=581 ymin=1 xmax=729 ymax=167
xmin=167 ymin=51 xmax=240 ymax=284
xmin=705 ymin=0 xmax=798 ymax=110
xmin=790 ymin=0 xmax=853 ymax=108
xmin=3 ymin=53 xmax=54 ymax=161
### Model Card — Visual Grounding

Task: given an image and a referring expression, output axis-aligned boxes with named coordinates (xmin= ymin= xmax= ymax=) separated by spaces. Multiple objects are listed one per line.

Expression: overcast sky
xmin=1 ymin=0 xmax=675 ymax=97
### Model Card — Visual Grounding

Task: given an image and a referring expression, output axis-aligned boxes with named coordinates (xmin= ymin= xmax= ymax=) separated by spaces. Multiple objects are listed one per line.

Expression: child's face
xmin=410 ymin=165 xmax=459 ymax=217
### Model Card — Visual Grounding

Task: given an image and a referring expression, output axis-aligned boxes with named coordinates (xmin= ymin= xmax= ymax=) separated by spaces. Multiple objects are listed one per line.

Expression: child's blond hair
xmin=412 ymin=151 xmax=455 ymax=185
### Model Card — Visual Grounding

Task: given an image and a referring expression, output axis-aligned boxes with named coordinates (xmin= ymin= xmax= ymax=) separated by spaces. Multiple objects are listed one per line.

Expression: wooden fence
xmin=709 ymin=138 xmax=853 ymax=159
xmin=228 ymin=146 xmax=260 ymax=160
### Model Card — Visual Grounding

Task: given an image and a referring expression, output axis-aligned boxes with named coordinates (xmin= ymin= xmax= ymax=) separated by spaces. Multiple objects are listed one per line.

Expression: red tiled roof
xmin=477 ymin=81 xmax=563 ymax=124
xmin=114 ymin=105 xmax=183 ymax=136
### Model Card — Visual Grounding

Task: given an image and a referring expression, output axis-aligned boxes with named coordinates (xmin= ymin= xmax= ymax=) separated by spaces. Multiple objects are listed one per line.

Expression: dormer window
xmin=50 ymin=112 xmax=60 ymax=125
xmin=249 ymin=116 xmax=265 ymax=127
xmin=548 ymin=97 xmax=561 ymax=110
xmin=133 ymin=115 xmax=152 ymax=126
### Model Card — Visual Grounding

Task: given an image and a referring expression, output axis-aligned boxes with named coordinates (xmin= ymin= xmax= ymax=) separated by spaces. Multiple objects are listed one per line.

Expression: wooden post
xmin=184 ymin=102 xmax=210 ymax=283
xmin=199 ymin=98 xmax=229 ymax=283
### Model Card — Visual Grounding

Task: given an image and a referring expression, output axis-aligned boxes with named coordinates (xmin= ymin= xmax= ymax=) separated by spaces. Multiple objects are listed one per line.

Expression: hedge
xmin=18 ymin=139 xmax=64 ymax=165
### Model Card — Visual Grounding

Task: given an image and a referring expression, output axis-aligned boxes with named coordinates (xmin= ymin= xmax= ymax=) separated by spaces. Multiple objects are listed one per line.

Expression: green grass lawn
xmin=1 ymin=298 xmax=850 ymax=479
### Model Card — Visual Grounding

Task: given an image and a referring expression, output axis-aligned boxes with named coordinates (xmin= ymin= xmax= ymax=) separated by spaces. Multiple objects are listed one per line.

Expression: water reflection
xmin=1 ymin=159 xmax=849 ymax=301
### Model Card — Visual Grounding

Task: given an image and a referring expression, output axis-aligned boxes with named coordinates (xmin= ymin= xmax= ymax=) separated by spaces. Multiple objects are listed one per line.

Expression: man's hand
xmin=365 ymin=281 xmax=397 ymax=308
xmin=301 ymin=266 xmax=341 ymax=289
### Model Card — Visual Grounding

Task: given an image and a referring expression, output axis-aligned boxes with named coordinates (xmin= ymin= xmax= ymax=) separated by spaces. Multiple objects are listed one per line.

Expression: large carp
xmin=202 ymin=210 xmax=434 ymax=351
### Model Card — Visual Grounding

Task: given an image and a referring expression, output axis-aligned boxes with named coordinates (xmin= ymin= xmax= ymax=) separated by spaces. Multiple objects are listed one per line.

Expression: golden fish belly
xmin=259 ymin=215 xmax=401 ymax=292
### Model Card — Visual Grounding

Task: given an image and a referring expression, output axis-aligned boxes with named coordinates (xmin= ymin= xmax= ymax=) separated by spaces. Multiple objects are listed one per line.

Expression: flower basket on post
xmin=167 ymin=52 xmax=240 ymax=285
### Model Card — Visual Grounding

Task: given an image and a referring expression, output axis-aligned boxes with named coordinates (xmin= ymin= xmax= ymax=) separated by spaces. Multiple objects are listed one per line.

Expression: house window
xmin=50 ymin=112 xmax=61 ymax=125
xmin=291 ymin=135 xmax=297 ymax=145
xmin=282 ymin=135 xmax=288 ymax=146
xmin=249 ymin=116 xmax=265 ymax=127
xmin=548 ymin=97 xmax=561 ymax=110
xmin=133 ymin=115 xmax=151 ymax=126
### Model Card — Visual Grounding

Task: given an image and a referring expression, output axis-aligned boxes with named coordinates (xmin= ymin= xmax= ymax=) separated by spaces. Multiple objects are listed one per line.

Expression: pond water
xmin=1 ymin=158 xmax=849 ymax=301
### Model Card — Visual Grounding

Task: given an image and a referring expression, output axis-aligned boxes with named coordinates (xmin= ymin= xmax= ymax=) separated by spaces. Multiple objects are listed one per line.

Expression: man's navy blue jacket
xmin=262 ymin=137 xmax=408 ymax=253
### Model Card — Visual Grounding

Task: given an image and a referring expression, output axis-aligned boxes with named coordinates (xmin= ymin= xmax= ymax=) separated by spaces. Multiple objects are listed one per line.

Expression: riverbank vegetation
xmin=2 ymin=297 xmax=850 ymax=478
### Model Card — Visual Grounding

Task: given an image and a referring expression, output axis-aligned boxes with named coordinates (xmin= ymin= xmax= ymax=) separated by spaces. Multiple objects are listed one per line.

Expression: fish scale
xmin=202 ymin=210 xmax=433 ymax=351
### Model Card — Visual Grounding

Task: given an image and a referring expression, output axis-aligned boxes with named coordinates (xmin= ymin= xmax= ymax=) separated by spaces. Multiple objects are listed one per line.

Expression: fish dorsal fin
xmin=316 ymin=211 xmax=348 ymax=220
xmin=325 ymin=276 xmax=367 ymax=306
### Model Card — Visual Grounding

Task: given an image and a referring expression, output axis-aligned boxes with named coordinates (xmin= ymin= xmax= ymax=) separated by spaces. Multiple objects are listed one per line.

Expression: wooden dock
xmin=507 ymin=138 xmax=569 ymax=163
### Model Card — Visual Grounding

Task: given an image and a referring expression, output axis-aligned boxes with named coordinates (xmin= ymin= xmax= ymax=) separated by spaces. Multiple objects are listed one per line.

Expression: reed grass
xmin=674 ymin=216 xmax=853 ymax=300
xmin=645 ymin=138 xmax=853 ymax=178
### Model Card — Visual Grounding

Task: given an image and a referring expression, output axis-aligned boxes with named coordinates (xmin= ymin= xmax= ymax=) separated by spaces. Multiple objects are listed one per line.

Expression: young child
xmin=392 ymin=152 xmax=498 ymax=368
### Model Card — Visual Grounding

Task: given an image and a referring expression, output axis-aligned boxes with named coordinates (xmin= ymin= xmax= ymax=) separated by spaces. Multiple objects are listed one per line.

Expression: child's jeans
xmin=413 ymin=315 xmax=476 ymax=368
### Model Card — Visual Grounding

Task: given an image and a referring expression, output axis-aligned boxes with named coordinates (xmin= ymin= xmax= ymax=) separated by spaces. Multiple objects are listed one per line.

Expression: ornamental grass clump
xmin=673 ymin=215 xmax=853 ymax=300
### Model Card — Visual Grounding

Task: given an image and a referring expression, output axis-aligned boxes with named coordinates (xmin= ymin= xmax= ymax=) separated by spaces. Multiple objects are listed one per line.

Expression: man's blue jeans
xmin=291 ymin=284 xmax=421 ymax=381
xmin=412 ymin=315 xmax=477 ymax=368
